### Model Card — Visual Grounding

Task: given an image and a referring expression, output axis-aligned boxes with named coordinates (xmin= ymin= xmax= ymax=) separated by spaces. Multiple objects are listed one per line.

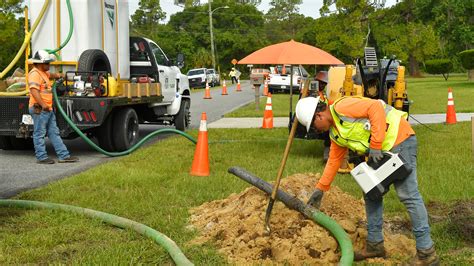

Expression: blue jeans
xmin=29 ymin=107 xmax=70 ymax=161
xmin=364 ymin=135 xmax=434 ymax=250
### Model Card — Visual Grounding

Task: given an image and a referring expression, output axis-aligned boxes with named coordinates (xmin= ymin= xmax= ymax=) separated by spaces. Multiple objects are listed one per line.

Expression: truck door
xmin=149 ymin=42 xmax=177 ymax=103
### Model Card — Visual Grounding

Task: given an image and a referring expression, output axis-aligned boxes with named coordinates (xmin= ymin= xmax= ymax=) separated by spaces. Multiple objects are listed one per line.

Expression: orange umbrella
xmin=238 ymin=39 xmax=343 ymax=65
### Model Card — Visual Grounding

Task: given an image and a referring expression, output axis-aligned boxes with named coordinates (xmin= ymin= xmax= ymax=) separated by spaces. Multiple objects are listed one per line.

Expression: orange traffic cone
xmin=204 ymin=82 xmax=212 ymax=99
xmin=221 ymin=79 xmax=228 ymax=95
xmin=236 ymin=79 xmax=242 ymax=92
xmin=190 ymin=112 xmax=210 ymax=176
xmin=262 ymin=93 xmax=273 ymax=129
xmin=263 ymin=80 xmax=269 ymax=96
xmin=446 ymin=87 xmax=457 ymax=124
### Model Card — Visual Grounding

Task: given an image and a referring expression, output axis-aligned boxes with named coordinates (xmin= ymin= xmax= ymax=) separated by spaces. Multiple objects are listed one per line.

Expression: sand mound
xmin=189 ymin=173 xmax=416 ymax=265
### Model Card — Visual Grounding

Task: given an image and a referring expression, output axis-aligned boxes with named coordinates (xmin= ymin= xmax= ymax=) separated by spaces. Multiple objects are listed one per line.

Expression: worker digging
xmin=295 ymin=96 xmax=439 ymax=265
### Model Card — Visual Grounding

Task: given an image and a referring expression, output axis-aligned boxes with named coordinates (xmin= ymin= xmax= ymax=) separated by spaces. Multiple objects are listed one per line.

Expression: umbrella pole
xmin=289 ymin=65 xmax=294 ymax=119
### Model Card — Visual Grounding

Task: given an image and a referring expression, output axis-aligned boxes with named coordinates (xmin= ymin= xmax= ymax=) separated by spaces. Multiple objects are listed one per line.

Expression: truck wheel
xmin=77 ymin=49 xmax=112 ymax=73
xmin=96 ymin=112 xmax=116 ymax=152
xmin=175 ymin=99 xmax=190 ymax=131
xmin=9 ymin=137 xmax=33 ymax=150
xmin=0 ymin=136 xmax=13 ymax=150
xmin=113 ymin=108 xmax=139 ymax=151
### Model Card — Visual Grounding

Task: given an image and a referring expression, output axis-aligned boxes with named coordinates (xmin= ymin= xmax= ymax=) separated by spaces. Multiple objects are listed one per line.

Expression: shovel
xmin=264 ymin=78 xmax=311 ymax=234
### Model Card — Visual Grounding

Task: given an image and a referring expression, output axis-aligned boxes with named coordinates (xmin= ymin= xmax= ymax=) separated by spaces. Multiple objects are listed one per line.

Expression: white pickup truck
xmin=268 ymin=65 xmax=309 ymax=93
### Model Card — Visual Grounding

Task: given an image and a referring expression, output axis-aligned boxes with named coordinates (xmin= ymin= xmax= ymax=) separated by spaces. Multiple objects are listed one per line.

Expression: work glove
xmin=368 ymin=148 xmax=383 ymax=164
xmin=307 ymin=189 xmax=324 ymax=209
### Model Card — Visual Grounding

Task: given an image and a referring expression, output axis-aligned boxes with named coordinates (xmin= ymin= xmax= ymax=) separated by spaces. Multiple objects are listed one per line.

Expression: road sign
xmin=231 ymin=58 xmax=238 ymax=65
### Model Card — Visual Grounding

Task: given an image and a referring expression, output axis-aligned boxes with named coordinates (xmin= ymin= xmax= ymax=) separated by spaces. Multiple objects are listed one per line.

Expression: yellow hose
xmin=0 ymin=0 xmax=50 ymax=80
xmin=0 ymin=90 xmax=28 ymax=96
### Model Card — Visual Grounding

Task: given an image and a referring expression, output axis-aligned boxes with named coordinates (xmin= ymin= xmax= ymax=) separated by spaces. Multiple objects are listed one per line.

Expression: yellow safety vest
xmin=329 ymin=97 xmax=408 ymax=155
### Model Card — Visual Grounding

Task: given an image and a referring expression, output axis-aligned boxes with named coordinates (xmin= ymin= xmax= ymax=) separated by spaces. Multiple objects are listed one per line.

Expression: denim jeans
xmin=364 ymin=135 xmax=434 ymax=250
xmin=29 ymin=107 xmax=70 ymax=161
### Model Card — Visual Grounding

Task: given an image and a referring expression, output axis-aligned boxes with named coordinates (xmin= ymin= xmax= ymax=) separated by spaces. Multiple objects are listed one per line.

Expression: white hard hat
xmin=296 ymin=96 xmax=321 ymax=132
xmin=28 ymin=50 xmax=56 ymax=64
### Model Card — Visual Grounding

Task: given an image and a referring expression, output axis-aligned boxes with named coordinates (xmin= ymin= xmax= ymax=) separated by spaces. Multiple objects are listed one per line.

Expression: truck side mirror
xmin=177 ymin=53 xmax=185 ymax=69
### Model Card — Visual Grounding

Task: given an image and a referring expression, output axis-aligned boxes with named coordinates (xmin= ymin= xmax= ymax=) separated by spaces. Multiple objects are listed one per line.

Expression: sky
xmin=128 ymin=0 xmax=398 ymax=22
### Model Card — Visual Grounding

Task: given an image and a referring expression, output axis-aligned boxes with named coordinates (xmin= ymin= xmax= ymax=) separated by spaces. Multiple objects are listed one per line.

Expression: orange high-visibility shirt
xmin=316 ymin=98 xmax=415 ymax=191
xmin=28 ymin=68 xmax=53 ymax=108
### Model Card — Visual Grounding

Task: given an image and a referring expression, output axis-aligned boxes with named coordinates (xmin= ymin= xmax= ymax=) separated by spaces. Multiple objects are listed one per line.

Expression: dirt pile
xmin=189 ymin=173 xmax=416 ymax=265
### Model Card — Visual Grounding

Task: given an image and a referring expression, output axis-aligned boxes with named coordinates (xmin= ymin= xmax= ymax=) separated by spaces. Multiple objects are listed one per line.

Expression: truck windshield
xmin=188 ymin=69 xmax=205 ymax=75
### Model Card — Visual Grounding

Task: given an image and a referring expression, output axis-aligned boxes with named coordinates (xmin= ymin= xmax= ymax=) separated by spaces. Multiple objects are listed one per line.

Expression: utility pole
xmin=208 ymin=2 xmax=228 ymax=70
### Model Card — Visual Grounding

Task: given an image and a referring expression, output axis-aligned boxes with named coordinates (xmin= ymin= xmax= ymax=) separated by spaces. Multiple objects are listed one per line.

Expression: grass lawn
xmin=0 ymin=122 xmax=472 ymax=264
xmin=226 ymin=74 xmax=473 ymax=117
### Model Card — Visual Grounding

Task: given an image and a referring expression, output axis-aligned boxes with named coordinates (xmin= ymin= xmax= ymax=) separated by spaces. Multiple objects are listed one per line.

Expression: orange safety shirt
xmin=28 ymin=68 xmax=53 ymax=108
xmin=316 ymin=97 xmax=415 ymax=191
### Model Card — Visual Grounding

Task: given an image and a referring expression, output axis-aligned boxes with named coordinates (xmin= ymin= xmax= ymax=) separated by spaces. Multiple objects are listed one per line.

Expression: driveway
xmin=0 ymin=81 xmax=256 ymax=198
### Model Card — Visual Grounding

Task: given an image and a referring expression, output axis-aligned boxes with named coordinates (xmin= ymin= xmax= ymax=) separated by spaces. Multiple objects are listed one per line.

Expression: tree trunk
xmin=468 ymin=69 xmax=474 ymax=81
xmin=409 ymin=54 xmax=421 ymax=77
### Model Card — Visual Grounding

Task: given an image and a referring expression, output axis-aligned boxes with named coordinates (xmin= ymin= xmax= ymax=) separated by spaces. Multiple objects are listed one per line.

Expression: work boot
xmin=58 ymin=156 xmax=79 ymax=163
xmin=413 ymin=246 xmax=440 ymax=266
xmin=354 ymin=241 xmax=386 ymax=261
xmin=37 ymin=158 xmax=55 ymax=164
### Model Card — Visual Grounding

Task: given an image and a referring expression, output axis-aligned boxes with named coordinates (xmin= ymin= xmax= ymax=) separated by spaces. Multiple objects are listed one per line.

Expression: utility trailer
xmin=0 ymin=0 xmax=191 ymax=152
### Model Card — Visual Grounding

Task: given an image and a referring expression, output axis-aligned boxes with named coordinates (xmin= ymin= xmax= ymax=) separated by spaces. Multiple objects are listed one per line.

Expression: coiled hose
xmin=52 ymin=82 xmax=196 ymax=156
xmin=0 ymin=199 xmax=194 ymax=266
xmin=0 ymin=0 xmax=74 ymax=97
xmin=0 ymin=0 xmax=50 ymax=80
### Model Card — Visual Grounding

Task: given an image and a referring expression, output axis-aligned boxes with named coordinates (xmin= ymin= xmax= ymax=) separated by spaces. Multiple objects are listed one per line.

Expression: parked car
xmin=250 ymin=68 xmax=270 ymax=86
xmin=268 ymin=65 xmax=309 ymax=93
xmin=206 ymin=68 xmax=220 ymax=87
xmin=187 ymin=68 xmax=207 ymax=88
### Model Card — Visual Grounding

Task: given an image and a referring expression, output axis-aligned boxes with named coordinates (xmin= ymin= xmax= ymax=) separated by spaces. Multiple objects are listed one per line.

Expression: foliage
xmin=458 ymin=49 xmax=474 ymax=70
xmin=0 ymin=0 xmax=24 ymax=77
xmin=131 ymin=0 xmax=166 ymax=27
xmin=425 ymin=59 xmax=453 ymax=80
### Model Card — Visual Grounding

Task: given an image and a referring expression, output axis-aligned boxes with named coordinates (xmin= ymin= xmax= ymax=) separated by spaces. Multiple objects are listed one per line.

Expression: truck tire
xmin=96 ymin=112 xmax=116 ymax=152
xmin=174 ymin=99 xmax=190 ymax=131
xmin=113 ymin=108 xmax=139 ymax=151
xmin=0 ymin=136 xmax=13 ymax=150
xmin=77 ymin=49 xmax=112 ymax=73
xmin=9 ymin=137 xmax=33 ymax=150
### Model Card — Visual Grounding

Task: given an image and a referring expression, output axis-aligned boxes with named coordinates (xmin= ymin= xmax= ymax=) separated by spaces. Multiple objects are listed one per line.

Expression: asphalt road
xmin=0 ymin=80 xmax=257 ymax=198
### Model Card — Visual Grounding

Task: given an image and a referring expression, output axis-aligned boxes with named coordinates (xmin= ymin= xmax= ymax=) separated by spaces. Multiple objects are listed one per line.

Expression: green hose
xmin=52 ymin=83 xmax=196 ymax=157
xmin=46 ymin=0 xmax=73 ymax=54
xmin=0 ymin=199 xmax=193 ymax=266
xmin=309 ymin=210 xmax=354 ymax=265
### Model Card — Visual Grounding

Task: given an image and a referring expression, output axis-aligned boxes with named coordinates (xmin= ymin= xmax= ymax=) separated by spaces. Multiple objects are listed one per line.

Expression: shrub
xmin=458 ymin=49 xmax=474 ymax=70
xmin=425 ymin=59 xmax=453 ymax=81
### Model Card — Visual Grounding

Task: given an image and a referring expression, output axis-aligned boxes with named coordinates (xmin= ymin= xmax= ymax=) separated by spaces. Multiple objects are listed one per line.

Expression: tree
xmin=0 ymin=0 xmax=24 ymax=76
xmin=131 ymin=0 xmax=166 ymax=28
xmin=369 ymin=1 xmax=439 ymax=76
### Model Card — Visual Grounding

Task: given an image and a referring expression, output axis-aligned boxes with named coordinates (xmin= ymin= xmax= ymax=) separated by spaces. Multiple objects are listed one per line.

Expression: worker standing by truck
xmin=295 ymin=96 xmax=439 ymax=266
xmin=28 ymin=50 xmax=79 ymax=164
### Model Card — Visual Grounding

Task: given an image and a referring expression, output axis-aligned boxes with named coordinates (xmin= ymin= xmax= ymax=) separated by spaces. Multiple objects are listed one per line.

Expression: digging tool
xmin=264 ymin=79 xmax=311 ymax=234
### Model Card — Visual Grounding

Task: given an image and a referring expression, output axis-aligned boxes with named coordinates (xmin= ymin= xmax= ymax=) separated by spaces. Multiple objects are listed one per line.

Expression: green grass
xmin=407 ymin=75 xmax=473 ymax=114
xmin=226 ymin=75 xmax=473 ymax=117
xmin=0 ymin=123 xmax=472 ymax=264
xmin=225 ymin=94 xmax=300 ymax=118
